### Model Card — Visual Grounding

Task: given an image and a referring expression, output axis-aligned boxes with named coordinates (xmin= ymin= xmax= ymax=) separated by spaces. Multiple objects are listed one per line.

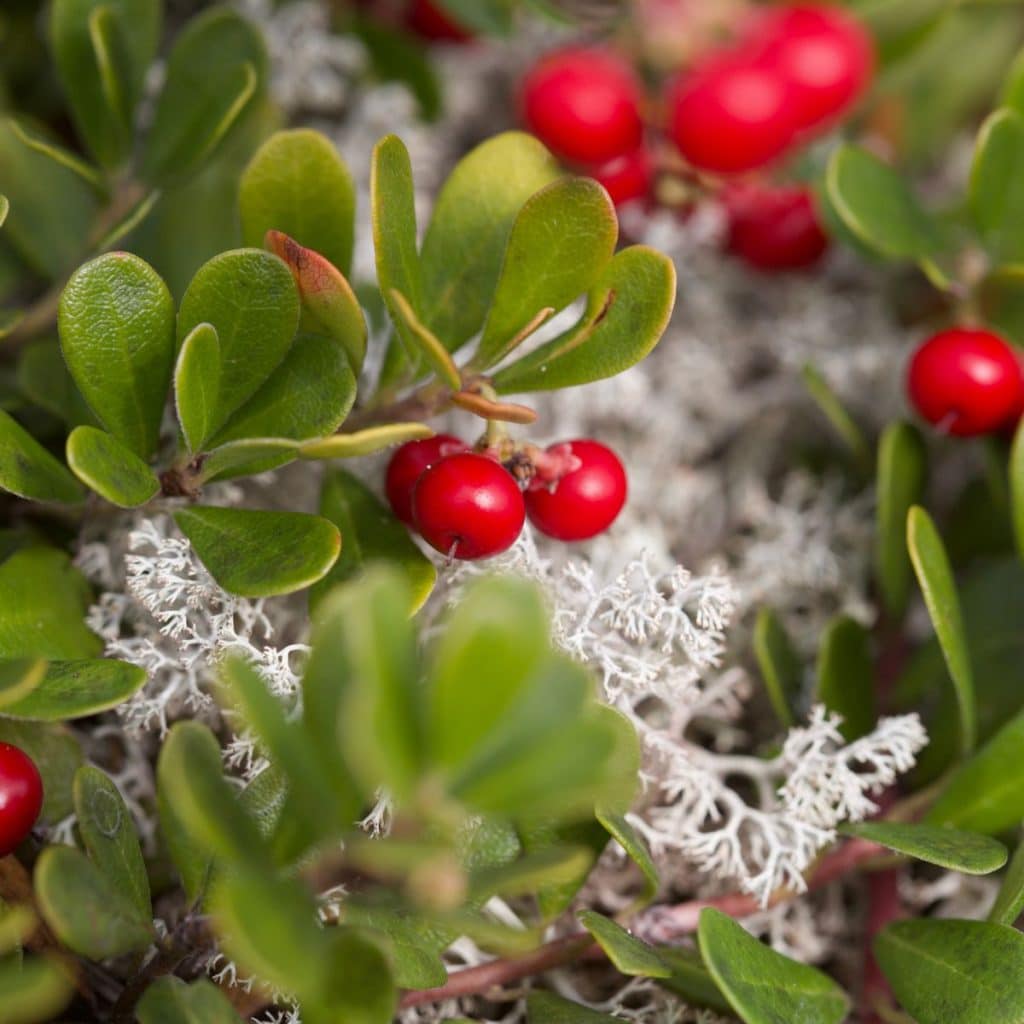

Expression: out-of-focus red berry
xmin=520 ymin=48 xmax=645 ymax=165
xmin=0 ymin=743 xmax=43 ymax=857
xmin=907 ymin=328 xmax=1023 ymax=437
xmin=386 ymin=434 xmax=468 ymax=526
xmin=724 ymin=182 xmax=829 ymax=271
xmin=405 ymin=0 xmax=474 ymax=42
xmin=587 ymin=146 xmax=654 ymax=206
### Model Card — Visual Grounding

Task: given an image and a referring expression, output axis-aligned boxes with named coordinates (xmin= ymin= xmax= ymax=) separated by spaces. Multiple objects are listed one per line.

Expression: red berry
xmin=0 ymin=743 xmax=43 ymax=856
xmin=907 ymin=328 xmax=1024 ymax=437
xmin=405 ymin=0 xmax=473 ymax=42
xmin=724 ymin=182 xmax=828 ymax=271
xmin=666 ymin=57 xmax=800 ymax=174
xmin=520 ymin=48 xmax=645 ymax=165
xmin=587 ymin=146 xmax=653 ymax=207
xmin=526 ymin=440 xmax=627 ymax=541
xmin=386 ymin=434 xmax=469 ymax=527
xmin=413 ymin=453 xmax=525 ymax=559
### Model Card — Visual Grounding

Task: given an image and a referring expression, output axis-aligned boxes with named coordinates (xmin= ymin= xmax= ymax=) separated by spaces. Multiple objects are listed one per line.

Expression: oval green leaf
xmin=577 ymin=910 xmax=670 ymax=979
xmin=753 ymin=606 xmax=801 ymax=729
xmin=815 ymin=615 xmax=876 ymax=741
xmin=66 ymin=425 xmax=160 ymax=507
xmin=175 ymin=322 xmax=220 ymax=453
xmin=198 ymin=438 xmax=300 ymax=484
xmin=971 ymin=108 xmax=1024 ymax=263
xmin=0 ymin=659 xmax=146 ymax=721
xmin=990 ymin=840 xmax=1024 ymax=925
xmin=840 ymin=821 xmax=1007 ymax=874
xmin=0 ymin=659 xmax=47 ymax=711
xmin=137 ymin=976 xmax=243 ymax=1024
xmin=0 ymin=408 xmax=83 ymax=504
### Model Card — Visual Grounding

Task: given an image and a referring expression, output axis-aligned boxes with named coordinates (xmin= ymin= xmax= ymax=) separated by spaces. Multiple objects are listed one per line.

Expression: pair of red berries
xmin=385 ymin=436 xmax=628 ymax=559
xmin=0 ymin=742 xmax=43 ymax=857
xmin=907 ymin=328 xmax=1024 ymax=437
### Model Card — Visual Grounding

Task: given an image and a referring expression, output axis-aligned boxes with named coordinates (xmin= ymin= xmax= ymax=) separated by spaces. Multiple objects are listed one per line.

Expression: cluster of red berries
xmin=519 ymin=4 xmax=873 ymax=272
xmin=386 ymin=435 xmax=628 ymax=559
xmin=907 ymin=327 xmax=1024 ymax=438
xmin=0 ymin=742 xmax=43 ymax=857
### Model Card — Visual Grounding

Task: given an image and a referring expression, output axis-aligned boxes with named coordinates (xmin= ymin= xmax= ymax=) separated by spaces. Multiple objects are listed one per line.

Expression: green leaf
xmin=58 ymin=252 xmax=175 ymax=458
xmin=839 ymin=821 xmax=1007 ymax=874
xmin=0 ymin=957 xmax=74 ymax=1024
xmin=240 ymin=129 xmax=355 ymax=277
xmin=527 ymin=992 xmax=619 ymax=1024
xmin=875 ymin=421 xmax=927 ymax=619
xmin=577 ymin=910 xmax=670 ymax=978
xmin=0 ymin=660 xmax=47 ymax=711
xmin=311 ymin=467 xmax=435 ymax=614
xmin=387 ymin=289 xmax=461 ymax=389
xmin=197 ymin=438 xmax=300 ymax=484
xmin=137 ymin=976 xmax=243 ymax=1024
xmin=8 ymin=120 xmax=105 ymax=192
xmin=595 ymin=810 xmax=659 ymax=906
xmin=176 ymin=248 xmax=300 ymax=433
xmin=0 ymin=409 xmax=83 ymax=504
xmin=340 ymin=904 xmax=449 ymax=989
xmin=875 ymin=918 xmax=1024 ymax=1024
xmin=175 ymin=506 xmax=340 ymax=598
xmin=927 ymin=707 xmax=1024 ymax=834
xmin=299 ymin=423 xmax=434 ymax=459
xmin=420 ymin=132 xmax=559 ymax=352
xmin=142 ymin=7 xmax=266 ymax=185
xmin=753 ymin=607 xmax=801 ymax=728
xmin=978 ymin=263 xmax=1024 ymax=347
xmin=656 ymin=946 xmax=732 ymax=1015
xmin=825 ymin=144 xmax=944 ymax=262
xmin=907 ymin=505 xmax=976 ymax=755
xmin=0 ymin=903 xmax=35 ymax=954
xmin=435 ymin=0 xmax=513 ymax=34
xmin=35 ymin=845 xmax=153 ymax=958
xmin=971 ymin=107 xmax=1024 ymax=263
xmin=66 ymin=425 xmax=160 ymax=507
xmin=16 ymin=339 xmax=96 ymax=428
xmin=800 ymin=364 xmax=872 ymax=473
xmin=175 ymin=323 xmax=220 ymax=453
xmin=74 ymin=765 xmax=151 ymax=920
xmin=698 ymin=907 xmax=850 ymax=1024
xmin=0 ymin=548 xmax=101 ymax=660
xmin=352 ymin=18 xmax=441 ymax=121
xmin=0 ymin=720 xmax=83 ymax=823
xmin=493 ymin=246 xmax=676 ymax=394
xmin=815 ymin=615 xmax=875 ymax=741
xmin=0 ymin=659 xmax=146 ymax=721
xmin=474 ymin=177 xmax=617 ymax=369
xmin=990 ymin=840 xmax=1024 ymax=925
xmin=471 ymin=846 xmax=593 ymax=901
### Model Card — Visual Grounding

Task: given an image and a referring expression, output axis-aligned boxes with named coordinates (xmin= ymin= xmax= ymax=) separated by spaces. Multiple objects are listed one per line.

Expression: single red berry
xmin=724 ymin=182 xmax=829 ymax=271
xmin=0 ymin=743 xmax=43 ymax=857
xmin=587 ymin=146 xmax=653 ymax=207
xmin=413 ymin=453 xmax=525 ymax=559
xmin=520 ymin=48 xmax=645 ymax=165
xmin=666 ymin=57 xmax=800 ymax=174
xmin=907 ymin=328 xmax=1024 ymax=437
xmin=386 ymin=434 xmax=469 ymax=527
xmin=526 ymin=439 xmax=627 ymax=541
xmin=405 ymin=0 xmax=474 ymax=42
xmin=748 ymin=4 xmax=874 ymax=133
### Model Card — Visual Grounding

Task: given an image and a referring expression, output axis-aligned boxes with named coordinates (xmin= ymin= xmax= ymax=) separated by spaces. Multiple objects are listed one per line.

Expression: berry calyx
xmin=413 ymin=452 xmax=525 ymax=559
xmin=907 ymin=328 xmax=1023 ymax=437
xmin=724 ymin=182 xmax=828 ymax=271
xmin=0 ymin=743 xmax=43 ymax=856
xmin=405 ymin=0 xmax=474 ymax=42
xmin=587 ymin=146 xmax=654 ymax=207
xmin=525 ymin=439 xmax=627 ymax=541
xmin=520 ymin=48 xmax=645 ymax=165
xmin=386 ymin=434 xmax=469 ymax=527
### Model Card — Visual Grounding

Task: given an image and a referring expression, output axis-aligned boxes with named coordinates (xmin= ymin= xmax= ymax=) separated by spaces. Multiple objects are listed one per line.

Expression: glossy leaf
xmin=578 ymin=910 xmax=670 ymax=978
xmin=875 ymin=919 xmax=1024 ymax=1024
xmin=175 ymin=323 xmax=220 ymax=453
xmin=875 ymin=421 xmax=927 ymax=619
xmin=311 ymin=467 xmax=435 ymax=614
xmin=753 ymin=607 xmax=801 ymax=728
xmin=241 ymin=130 xmax=355 ymax=276
xmin=66 ymin=425 xmax=160 ymax=507
xmin=175 ymin=506 xmax=340 ymax=598
xmin=971 ymin=108 xmax=1024 ymax=263
xmin=0 ymin=659 xmax=146 ymax=721
xmin=142 ymin=7 xmax=266 ymax=185
xmin=59 ymin=252 xmax=175 ymax=457
xmin=176 ymin=249 xmax=300 ymax=433
xmin=815 ymin=615 xmax=875 ymax=741
xmin=137 ymin=976 xmax=243 ymax=1024
xmin=840 ymin=821 xmax=1006 ymax=874
xmin=698 ymin=907 xmax=849 ymax=1024
xmin=908 ymin=505 xmax=976 ymax=754
xmin=0 ymin=408 xmax=83 ymax=504
xmin=0 ymin=957 xmax=74 ymax=1024
xmin=989 ymin=840 xmax=1024 ymax=925
xmin=493 ymin=247 xmax=675 ymax=393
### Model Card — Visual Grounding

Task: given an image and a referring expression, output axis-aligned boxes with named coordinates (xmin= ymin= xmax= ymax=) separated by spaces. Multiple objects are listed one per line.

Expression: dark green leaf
xmin=577 ymin=910 xmax=670 ymax=978
xmin=801 ymin=364 xmax=872 ymax=473
xmin=815 ymin=615 xmax=875 ymax=741
xmin=753 ymin=607 xmax=801 ymax=728
xmin=137 ymin=976 xmax=243 ymax=1024
xmin=527 ymin=992 xmax=618 ymax=1024
xmin=0 ymin=659 xmax=146 ymax=721
xmin=656 ymin=946 xmax=732 ymax=1014
xmin=66 ymin=425 xmax=160 ymax=507
xmin=471 ymin=846 xmax=593 ymax=901
xmin=435 ymin=0 xmax=513 ymax=34
xmin=0 ymin=408 xmax=83 ymax=504
xmin=175 ymin=323 xmax=220 ymax=453
xmin=595 ymin=810 xmax=659 ymax=906
xmin=16 ymin=339 xmax=96 ymax=428
xmin=340 ymin=904 xmax=449 ymax=989
xmin=840 ymin=821 xmax=1007 ymax=874
xmin=971 ymin=108 xmax=1024 ymax=263
xmin=989 ymin=840 xmax=1024 ymax=925
xmin=320 ymin=926 xmax=396 ymax=1024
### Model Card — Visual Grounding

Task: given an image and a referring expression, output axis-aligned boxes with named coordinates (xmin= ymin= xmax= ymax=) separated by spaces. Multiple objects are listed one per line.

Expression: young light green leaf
xmin=698 ymin=907 xmax=850 ymax=1024
xmin=66 ymin=425 xmax=160 ymax=507
xmin=595 ymin=810 xmax=659 ymax=906
xmin=0 ymin=956 xmax=74 ymax=1024
xmin=176 ymin=249 xmax=300 ymax=433
xmin=801 ymin=364 xmax=872 ymax=473
xmin=0 ymin=659 xmax=146 ymax=721
xmin=175 ymin=323 xmax=220 ymax=453
xmin=0 ymin=409 xmax=83 ymax=504
xmin=474 ymin=177 xmax=617 ymax=369
xmin=298 ymin=423 xmax=434 ymax=459
xmin=971 ymin=107 xmax=1024 ymax=263
xmin=74 ymin=765 xmax=151 ymax=920
xmin=815 ymin=615 xmax=876 ymax=741
xmin=241 ymin=129 xmax=355 ymax=276
xmin=0 ymin=660 xmax=47 ymax=711
xmin=493 ymin=247 xmax=675 ymax=393
xmin=875 ymin=918 xmax=1024 ymax=1024
xmin=577 ymin=910 xmax=671 ymax=978
xmin=137 ymin=976 xmax=243 ymax=1024
xmin=908 ymin=505 xmax=976 ymax=754
xmin=59 ymin=252 xmax=175 ymax=457
xmin=388 ymin=288 xmax=461 ymax=389
xmin=0 ymin=720 xmax=83 ymax=823
xmin=197 ymin=439 xmax=301 ymax=484
xmin=753 ymin=607 xmax=801 ymax=729
xmin=875 ymin=421 xmax=927 ymax=619
xmin=175 ymin=506 xmax=340 ymax=598
xmin=656 ymin=947 xmax=732 ymax=1015
xmin=527 ymin=992 xmax=618 ymax=1024
xmin=142 ymin=7 xmax=266 ymax=185
xmin=840 ymin=821 xmax=1007 ymax=874
xmin=989 ymin=840 xmax=1024 ymax=925
xmin=35 ymin=846 xmax=153 ymax=958
xmin=311 ymin=467 xmax=436 ymax=614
